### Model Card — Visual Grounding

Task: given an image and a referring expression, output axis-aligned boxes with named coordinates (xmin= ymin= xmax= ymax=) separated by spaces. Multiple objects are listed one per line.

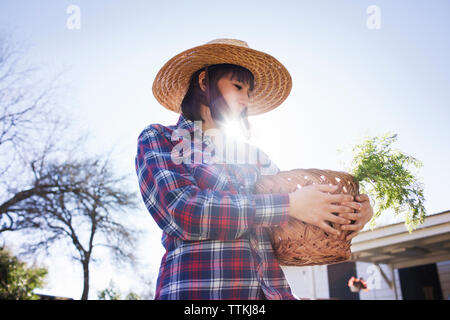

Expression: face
xmin=198 ymin=71 xmax=251 ymax=122
xmin=216 ymin=72 xmax=251 ymax=120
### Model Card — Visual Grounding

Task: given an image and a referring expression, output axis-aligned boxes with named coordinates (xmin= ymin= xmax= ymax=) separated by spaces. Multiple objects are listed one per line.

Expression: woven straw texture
xmin=152 ymin=38 xmax=292 ymax=116
xmin=254 ymin=168 xmax=360 ymax=266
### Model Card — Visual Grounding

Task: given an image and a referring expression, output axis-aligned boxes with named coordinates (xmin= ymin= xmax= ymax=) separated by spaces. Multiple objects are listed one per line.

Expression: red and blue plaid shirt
xmin=135 ymin=114 xmax=296 ymax=300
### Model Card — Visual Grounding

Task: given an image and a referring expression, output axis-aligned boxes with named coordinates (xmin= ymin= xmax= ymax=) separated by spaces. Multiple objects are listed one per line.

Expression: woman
xmin=135 ymin=39 xmax=373 ymax=300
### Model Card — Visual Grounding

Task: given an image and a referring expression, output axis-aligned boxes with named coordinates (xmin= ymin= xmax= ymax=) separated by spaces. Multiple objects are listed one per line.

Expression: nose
xmin=240 ymin=95 xmax=249 ymax=109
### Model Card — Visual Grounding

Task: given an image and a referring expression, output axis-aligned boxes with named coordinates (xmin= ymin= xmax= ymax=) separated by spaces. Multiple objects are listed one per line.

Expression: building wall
xmin=356 ymin=261 xmax=402 ymax=300
xmin=281 ymin=265 xmax=329 ymax=299
xmin=437 ymin=260 xmax=450 ymax=300
xmin=283 ymin=260 xmax=450 ymax=300
xmin=282 ymin=262 xmax=404 ymax=300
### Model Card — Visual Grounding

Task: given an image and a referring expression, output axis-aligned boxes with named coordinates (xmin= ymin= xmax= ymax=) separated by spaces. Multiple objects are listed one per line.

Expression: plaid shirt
xmin=135 ymin=114 xmax=296 ymax=300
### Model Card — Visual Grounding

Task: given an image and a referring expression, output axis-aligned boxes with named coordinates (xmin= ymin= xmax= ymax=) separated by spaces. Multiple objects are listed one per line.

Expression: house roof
xmin=350 ymin=210 xmax=450 ymax=269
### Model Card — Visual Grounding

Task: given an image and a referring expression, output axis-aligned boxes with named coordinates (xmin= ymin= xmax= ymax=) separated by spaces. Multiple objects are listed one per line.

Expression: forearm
xmin=153 ymin=185 xmax=290 ymax=241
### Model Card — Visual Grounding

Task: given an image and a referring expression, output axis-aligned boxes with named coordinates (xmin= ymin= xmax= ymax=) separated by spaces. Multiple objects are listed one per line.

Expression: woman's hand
xmin=288 ymin=184 xmax=355 ymax=236
xmin=338 ymin=194 xmax=374 ymax=240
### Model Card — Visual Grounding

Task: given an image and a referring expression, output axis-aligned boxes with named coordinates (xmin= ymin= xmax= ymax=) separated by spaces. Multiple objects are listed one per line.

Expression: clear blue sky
xmin=1 ymin=0 xmax=449 ymax=299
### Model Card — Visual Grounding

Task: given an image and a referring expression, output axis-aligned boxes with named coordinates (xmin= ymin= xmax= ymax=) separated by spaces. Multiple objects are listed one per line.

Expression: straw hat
xmin=152 ymin=38 xmax=292 ymax=116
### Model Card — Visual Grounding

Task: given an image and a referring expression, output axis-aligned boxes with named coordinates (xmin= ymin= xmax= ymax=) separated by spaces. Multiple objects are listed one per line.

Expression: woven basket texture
xmin=254 ymin=168 xmax=360 ymax=266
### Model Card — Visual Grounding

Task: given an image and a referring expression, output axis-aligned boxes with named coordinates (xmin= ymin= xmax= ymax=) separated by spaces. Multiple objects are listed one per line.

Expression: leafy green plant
xmin=97 ymin=280 xmax=122 ymax=300
xmin=346 ymin=132 xmax=426 ymax=232
xmin=97 ymin=280 xmax=141 ymax=300
xmin=0 ymin=247 xmax=47 ymax=300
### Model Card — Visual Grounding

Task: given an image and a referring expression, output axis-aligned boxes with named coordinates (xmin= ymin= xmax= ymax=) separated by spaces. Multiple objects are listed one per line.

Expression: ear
xmin=198 ymin=71 xmax=207 ymax=92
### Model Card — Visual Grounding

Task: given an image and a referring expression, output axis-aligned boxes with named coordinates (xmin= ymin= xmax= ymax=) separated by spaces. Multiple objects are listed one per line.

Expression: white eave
xmin=350 ymin=210 xmax=450 ymax=269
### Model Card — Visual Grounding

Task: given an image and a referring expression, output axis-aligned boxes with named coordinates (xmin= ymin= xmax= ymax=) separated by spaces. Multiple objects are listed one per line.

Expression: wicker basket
xmin=254 ymin=168 xmax=360 ymax=266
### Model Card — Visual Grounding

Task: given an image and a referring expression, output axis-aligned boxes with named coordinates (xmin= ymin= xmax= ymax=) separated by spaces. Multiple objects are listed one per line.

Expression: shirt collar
xmin=176 ymin=113 xmax=214 ymax=146
xmin=175 ymin=113 xmax=195 ymax=132
xmin=175 ymin=114 xmax=267 ymax=169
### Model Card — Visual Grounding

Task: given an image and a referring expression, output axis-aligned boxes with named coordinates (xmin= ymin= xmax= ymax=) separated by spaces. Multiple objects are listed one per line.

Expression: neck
xmin=199 ymin=104 xmax=220 ymax=135
xmin=201 ymin=119 xmax=217 ymax=133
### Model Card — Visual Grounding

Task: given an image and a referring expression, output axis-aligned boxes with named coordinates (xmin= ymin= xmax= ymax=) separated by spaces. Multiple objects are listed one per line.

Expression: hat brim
xmin=152 ymin=42 xmax=292 ymax=116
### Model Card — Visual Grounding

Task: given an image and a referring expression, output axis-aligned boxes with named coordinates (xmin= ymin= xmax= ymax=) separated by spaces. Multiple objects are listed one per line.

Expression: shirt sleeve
xmin=256 ymin=147 xmax=281 ymax=176
xmin=135 ymin=126 xmax=290 ymax=241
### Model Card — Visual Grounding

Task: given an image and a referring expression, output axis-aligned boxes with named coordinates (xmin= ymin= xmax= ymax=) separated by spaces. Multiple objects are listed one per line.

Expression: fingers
xmin=329 ymin=204 xmax=355 ymax=214
xmin=342 ymin=223 xmax=364 ymax=240
xmin=338 ymin=212 xmax=359 ymax=221
xmin=355 ymin=194 xmax=370 ymax=202
xmin=318 ymin=221 xmax=341 ymax=236
xmin=341 ymin=201 xmax=363 ymax=211
xmin=341 ymin=222 xmax=363 ymax=232
xmin=346 ymin=231 xmax=359 ymax=241
xmin=328 ymin=193 xmax=354 ymax=204
xmin=325 ymin=212 xmax=351 ymax=225
xmin=316 ymin=184 xmax=339 ymax=193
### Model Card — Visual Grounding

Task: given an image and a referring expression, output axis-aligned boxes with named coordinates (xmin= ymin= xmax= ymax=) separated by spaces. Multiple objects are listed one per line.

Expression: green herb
xmin=346 ymin=132 xmax=426 ymax=232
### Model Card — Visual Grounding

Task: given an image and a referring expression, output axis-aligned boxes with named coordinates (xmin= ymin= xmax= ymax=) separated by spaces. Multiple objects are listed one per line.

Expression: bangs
xmin=227 ymin=65 xmax=255 ymax=92
xmin=180 ymin=63 xmax=256 ymax=124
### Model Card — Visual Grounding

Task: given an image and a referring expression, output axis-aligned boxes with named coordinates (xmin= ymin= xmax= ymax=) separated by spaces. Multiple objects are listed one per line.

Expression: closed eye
xmin=234 ymin=84 xmax=251 ymax=98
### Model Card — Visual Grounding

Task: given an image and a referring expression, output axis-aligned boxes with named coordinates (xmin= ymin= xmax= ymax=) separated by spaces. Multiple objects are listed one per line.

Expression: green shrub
xmin=348 ymin=132 xmax=426 ymax=232
xmin=0 ymin=248 xmax=48 ymax=300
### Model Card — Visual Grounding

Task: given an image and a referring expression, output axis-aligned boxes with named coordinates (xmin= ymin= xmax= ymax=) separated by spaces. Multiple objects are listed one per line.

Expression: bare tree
xmin=0 ymin=31 xmax=67 ymax=173
xmin=0 ymin=31 xmax=82 ymax=237
xmin=12 ymin=154 xmax=141 ymax=300
xmin=0 ymin=30 xmax=72 ymax=228
xmin=0 ymin=32 xmax=143 ymax=300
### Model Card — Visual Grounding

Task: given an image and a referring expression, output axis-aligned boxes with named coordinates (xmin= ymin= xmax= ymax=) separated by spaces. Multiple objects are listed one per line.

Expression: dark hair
xmin=181 ymin=63 xmax=255 ymax=139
